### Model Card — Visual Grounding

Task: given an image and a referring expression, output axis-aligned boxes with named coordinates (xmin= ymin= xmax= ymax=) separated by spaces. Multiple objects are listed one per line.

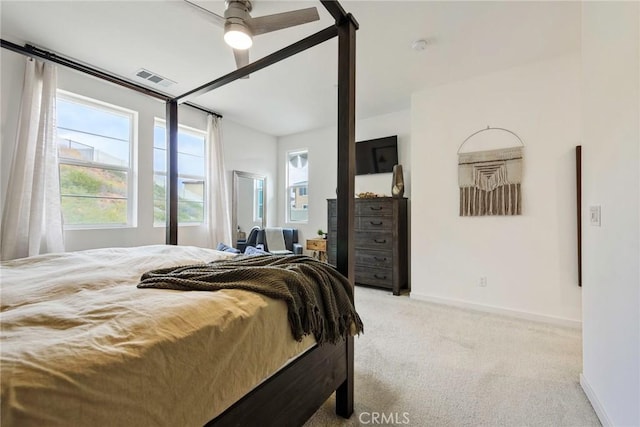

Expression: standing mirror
xmin=232 ymin=171 xmax=266 ymax=246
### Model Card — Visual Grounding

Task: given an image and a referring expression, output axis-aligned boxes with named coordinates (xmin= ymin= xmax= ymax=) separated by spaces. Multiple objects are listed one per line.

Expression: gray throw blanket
xmin=138 ymin=255 xmax=363 ymax=345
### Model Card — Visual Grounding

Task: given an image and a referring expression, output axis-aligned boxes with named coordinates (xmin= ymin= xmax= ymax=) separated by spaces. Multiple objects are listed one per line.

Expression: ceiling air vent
xmin=134 ymin=68 xmax=176 ymax=87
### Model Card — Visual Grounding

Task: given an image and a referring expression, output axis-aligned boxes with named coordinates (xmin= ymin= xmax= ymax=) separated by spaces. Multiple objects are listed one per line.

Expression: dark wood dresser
xmin=327 ymin=197 xmax=408 ymax=295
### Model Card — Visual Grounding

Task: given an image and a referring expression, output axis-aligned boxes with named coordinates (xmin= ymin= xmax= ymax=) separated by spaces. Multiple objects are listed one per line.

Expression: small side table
xmin=306 ymin=238 xmax=327 ymax=262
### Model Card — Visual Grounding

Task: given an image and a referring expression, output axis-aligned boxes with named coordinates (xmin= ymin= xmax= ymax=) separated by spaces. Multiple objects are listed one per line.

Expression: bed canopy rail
xmin=174 ymin=25 xmax=339 ymax=104
xmin=0 ymin=39 xmax=222 ymax=118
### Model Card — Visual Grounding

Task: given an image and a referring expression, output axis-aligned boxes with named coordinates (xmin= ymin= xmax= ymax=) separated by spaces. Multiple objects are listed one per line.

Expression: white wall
xmin=580 ymin=3 xmax=640 ymax=426
xmin=0 ymin=49 xmax=277 ymax=252
xmin=410 ymin=54 xmax=583 ymax=325
xmin=276 ymin=109 xmax=410 ymax=248
xmin=223 ymin=120 xmax=277 ymax=232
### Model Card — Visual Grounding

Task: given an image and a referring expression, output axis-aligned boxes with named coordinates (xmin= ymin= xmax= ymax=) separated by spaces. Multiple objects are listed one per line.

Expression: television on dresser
xmin=355 ymin=135 xmax=398 ymax=175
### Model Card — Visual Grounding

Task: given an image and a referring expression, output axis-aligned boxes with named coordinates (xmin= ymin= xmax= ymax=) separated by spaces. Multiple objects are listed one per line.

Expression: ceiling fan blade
xmin=247 ymin=7 xmax=320 ymax=36
xmin=182 ymin=0 xmax=226 ymax=28
xmin=233 ymin=49 xmax=250 ymax=78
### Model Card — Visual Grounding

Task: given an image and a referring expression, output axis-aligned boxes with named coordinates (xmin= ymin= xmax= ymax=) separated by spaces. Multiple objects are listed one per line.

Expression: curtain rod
xmin=0 ymin=39 xmax=223 ymax=119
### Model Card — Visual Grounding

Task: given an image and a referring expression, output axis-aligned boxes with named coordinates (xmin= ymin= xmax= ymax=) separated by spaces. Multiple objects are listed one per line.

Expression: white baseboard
xmin=410 ymin=293 xmax=582 ymax=328
xmin=580 ymin=373 xmax=613 ymax=427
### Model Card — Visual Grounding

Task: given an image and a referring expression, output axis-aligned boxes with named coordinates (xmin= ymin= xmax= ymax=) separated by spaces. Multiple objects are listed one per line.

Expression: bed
xmin=1 ymin=1 xmax=359 ymax=424
xmin=1 ymin=245 xmax=360 ymax=426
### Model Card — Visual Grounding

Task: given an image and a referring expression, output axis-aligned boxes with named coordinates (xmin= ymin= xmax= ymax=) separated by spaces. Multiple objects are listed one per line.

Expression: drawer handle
xmin=374 ymin=239 xmax=387 ymax=244
xmin=374 ymin=274 xmax=387 ymax=279
xmin=369 ymin=221 xmax=383 ymax=226
xmin=374 ymin=256 xmax=387 ymax=261
xmin=369 ymin=206 xmax=383 ymax=210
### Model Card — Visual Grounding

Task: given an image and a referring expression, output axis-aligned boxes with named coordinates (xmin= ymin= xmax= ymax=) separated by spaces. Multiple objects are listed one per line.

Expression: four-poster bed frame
xmin=2 ymin=1 xmax=358 ymax=425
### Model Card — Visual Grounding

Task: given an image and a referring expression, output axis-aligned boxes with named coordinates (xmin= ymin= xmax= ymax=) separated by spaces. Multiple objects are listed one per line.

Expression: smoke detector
xmin=411 ymin=39 xmax=428 ymax=51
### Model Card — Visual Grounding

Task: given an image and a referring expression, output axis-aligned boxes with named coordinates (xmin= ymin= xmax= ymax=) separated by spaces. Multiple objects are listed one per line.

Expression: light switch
xmin=590 ymin=205 xmax=601 ymax=226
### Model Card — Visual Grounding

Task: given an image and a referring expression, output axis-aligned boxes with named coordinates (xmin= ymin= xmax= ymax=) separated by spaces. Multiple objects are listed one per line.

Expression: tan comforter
xmin=0 ymin=245 xmax=315 ymax=427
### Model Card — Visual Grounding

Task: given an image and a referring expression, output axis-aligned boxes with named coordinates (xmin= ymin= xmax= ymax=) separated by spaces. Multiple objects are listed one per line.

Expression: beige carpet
xmin=305 ymin=287 xmax=600 ymax=427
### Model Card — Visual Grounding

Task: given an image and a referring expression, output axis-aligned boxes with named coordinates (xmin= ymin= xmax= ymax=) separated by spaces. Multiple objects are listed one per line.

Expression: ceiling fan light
xmin=224 ymin=23 xmax=253 ymax=50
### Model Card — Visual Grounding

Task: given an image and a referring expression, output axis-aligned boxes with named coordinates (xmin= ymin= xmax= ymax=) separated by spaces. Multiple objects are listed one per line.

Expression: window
xmin=153 ymin=121 xmax=206 ymax=225
xmin=286 ymin=150 xmax=308 ymax=222
xmin=56 ymin=92 xmax=135 ymax=227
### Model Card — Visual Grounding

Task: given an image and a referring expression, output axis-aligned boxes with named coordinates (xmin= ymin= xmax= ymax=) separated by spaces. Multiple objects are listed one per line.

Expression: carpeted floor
xmin=305 ymin=287 xmax=600 ymax=427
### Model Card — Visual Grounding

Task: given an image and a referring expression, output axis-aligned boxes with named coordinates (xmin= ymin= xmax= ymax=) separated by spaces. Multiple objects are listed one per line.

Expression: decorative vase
xmin=392 ymin=164 xmax=404 ymax=198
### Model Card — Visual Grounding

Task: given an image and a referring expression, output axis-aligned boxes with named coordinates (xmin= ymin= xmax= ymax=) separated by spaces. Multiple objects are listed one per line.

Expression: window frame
xmin=253 ymin=178 xmax=264 ymax=223
xmin=153 ymin=119 xmax=208 ymax=227
xmin=56 ymin=90 xmax=137 ymax=230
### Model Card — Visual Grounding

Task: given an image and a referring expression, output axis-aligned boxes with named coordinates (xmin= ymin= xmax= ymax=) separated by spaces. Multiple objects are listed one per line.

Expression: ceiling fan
xmin=183 ymin=0 xmax=320 ymax=70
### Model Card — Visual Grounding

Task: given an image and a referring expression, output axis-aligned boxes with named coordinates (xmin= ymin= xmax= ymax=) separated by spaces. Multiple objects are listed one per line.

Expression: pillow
xmin=216 ymin=242 xmax=241 ymax=254
xmin=243 ymin=245 xmax=271 ymax=256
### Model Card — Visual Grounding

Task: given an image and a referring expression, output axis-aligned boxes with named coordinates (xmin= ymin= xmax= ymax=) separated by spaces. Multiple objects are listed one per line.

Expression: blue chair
xmin=237 ymin=226 xmax=261 ymax=253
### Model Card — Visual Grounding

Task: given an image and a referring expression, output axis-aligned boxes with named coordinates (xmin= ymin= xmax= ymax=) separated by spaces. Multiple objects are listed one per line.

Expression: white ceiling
xmin=1 ymin=1 xmax=581 ymax=136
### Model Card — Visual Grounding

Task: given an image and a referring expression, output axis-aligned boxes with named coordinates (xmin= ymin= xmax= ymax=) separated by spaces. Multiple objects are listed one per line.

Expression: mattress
xmin=0 ymin=245 xmax=315 ymax=426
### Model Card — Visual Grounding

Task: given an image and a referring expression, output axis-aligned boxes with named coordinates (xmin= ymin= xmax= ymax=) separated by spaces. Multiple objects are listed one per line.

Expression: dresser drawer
xmin=355 ymin=200 xmax=393 ymax=216
xmin=355 ymin=266 xmax=393 ymax=289
xmin=356 ymin=216 xmax=393 ymax=231
xmin=355 ymin=249 xmax=393 ymax=268
xmin=355 ymin=232 xmax=393 ymax=249
xmin=306 ymin=238 xmax=327 ymax=251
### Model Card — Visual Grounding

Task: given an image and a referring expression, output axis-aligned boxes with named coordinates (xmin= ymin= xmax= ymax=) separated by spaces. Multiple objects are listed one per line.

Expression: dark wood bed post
xmin=166 ymin=100 xmax=179 ymax=245
xmin=171 ymin=2 xmax=359 ymax=423
xmin=334 ymin=10 xmax=357 ymax=420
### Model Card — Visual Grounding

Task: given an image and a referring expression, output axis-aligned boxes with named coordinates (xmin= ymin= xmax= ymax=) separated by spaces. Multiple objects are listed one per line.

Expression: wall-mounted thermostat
xmin=589 ymin=205 xmax=601 ymax=226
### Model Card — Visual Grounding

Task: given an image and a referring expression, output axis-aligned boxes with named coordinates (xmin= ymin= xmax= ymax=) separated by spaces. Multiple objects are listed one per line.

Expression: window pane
xmin=57 ymin=98 xmax=131 ymax=167
xmin=154 ymin=126 xmax=166 ymax=149
xmin=61 ymin=196 xmax=127 ymax=225
xmin=153 ymin=174 xmax=166 ymax=224
xmin=288 ymin=185 xmax=308 ymax=222
xmin=154 ymin=147 xmax=166 ymax=173
xmin=287 ymin=151 xmax=308 ymax=222
xmin=178 ymin=201 xmax=204 ymax=223
xmin=153 ymin=175 xmax=205 ymax=226
xmin=59 ymin=164 xmax=128 ymax=225
xmin=58 ymin=98 xmax=130 ymax=140
xmin=287 ymin=152 xmax=308 ymax=186
xmin=178 ymin=152 xmax=204 ymax=176
xmin=180 ymin=179 xmax=204 ymax=201
xmin=60 ymin=164 xmax=127 ymax=198
xmin=179 ymin=132 xmax=206 ymax=157
xmin=153 ymin=123 xmax=206 ymax=225
xmin=254 ymin=180 xmax=264 ymax=222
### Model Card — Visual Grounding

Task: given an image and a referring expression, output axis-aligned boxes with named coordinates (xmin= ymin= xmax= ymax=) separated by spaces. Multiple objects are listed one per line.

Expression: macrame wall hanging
xmin=458 ymin=127 xmax=524 ymax=216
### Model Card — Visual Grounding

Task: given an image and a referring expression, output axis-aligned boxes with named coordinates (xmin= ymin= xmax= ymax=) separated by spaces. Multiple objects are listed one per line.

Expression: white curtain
xmin=1 ymin=58 xmax=64 ymax=260
xmin=206 ymin=115 xmax=232 ymax=247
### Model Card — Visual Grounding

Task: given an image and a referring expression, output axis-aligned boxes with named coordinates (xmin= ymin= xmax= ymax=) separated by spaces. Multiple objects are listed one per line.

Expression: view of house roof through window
xmin=153 ymin=121 xmax=207 ymax=226
xmin=287 ymin=150 xmax=308 ymax=223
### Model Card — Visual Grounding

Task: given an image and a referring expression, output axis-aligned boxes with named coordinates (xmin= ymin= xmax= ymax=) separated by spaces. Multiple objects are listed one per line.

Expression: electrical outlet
xmin=479 ymin=277 xmax=487 ymax=287
xmin=590 ymin=206 xmax=601 ymax=226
